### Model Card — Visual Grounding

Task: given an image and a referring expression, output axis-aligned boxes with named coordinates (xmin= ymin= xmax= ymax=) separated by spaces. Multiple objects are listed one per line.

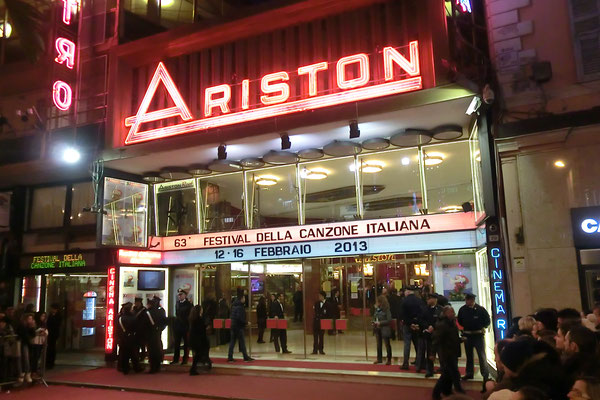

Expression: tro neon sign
xmin=52 ymin=0 xmax=78 ymax=111
xmin=490 ymin=248 xmax=507 ymax=339
xmin=105 ymin=266 xmax=116 ymax=353
xmin=124 ymin=41 xmax=422 ymax=145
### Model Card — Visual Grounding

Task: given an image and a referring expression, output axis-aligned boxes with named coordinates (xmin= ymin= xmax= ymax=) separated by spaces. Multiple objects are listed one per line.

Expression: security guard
xmin=146 ymin=296 xmax=168 ymax=373
xmin=457 ymin=293 xmax=490 ymax=384
xmin=171 ymin=289 xmax=193 ymax=365
xmin=116 ymin=302 xmax=141 ymax=374
xmin=269 ymin=293 xmax=291 ymax=353
xmin=133 ymin=297 xmax=148 ymax=361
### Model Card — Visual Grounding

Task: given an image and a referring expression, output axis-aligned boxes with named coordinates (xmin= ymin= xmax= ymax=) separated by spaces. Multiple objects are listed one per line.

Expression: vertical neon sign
xmin=52 ymin=0 xmax=78 ymax=111
xmin=490 ymin=248 xmax=508 ymax=339
xmin=456 ymin=0 xmax=472 ymax=13
xmin=105 ymin=266 xmax=116 ymax=353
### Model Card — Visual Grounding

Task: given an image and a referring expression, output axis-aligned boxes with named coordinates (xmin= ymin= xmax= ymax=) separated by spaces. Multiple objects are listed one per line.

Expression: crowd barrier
xmin=0 ymin=330 xmax=48 ymax=391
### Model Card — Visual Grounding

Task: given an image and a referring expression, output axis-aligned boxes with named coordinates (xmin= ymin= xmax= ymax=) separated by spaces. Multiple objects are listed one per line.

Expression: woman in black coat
xmin=188 ymin=305 xmax=211 ymax=375
xmin=256 ymin=296 xmax=267 ymax=343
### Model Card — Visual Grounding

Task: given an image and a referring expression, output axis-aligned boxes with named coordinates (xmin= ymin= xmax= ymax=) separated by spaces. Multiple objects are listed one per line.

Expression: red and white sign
xmin=118 ymin=249 xmax=162 ymax=265
xmin=52 ymin=0 xmax=78 ymax=111
xmin=151 ymin=212 xmax=476 ymax=252
xmin=105 ymin=266 xmax=116 ymax=353
xmin=124 ymin=41 xmax=422 ymax=145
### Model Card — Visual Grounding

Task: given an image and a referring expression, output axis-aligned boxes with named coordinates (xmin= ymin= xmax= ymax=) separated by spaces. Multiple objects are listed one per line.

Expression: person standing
xmin=372 ymin=295 xmax=393 ymax=365
xmin=116 ymin=302 xmax=141 ymax=375
xmin=432 ymin=306 xmax=464 ymax=400
xmin=227 ymin=295 xmax=253 ymax=362
xmin=256 ymin=296 xmax=267 ymax=344
xmin=188 ymin=305 xmax=211 ymax=375
xmin=400 ymin=287 xmax=424 ymax=370
xmin=418 ymin=294 xmax=443 ymax=377
xmin=45 ymin=303 xmax=61 ymax=370
xmin=269 ymin=293 xmax=291 ymax=354
xmin=293 ymin=287 xmax=303 ymax=322
xmin=133 ymin=297 xmax=148 ymax=362
xmin=457 ymin=293 xmax=490 ymax=383
xmin=146 ymin=296 xmax=168 ymax=374
xmin=329 ymin=289 xmax=342 ymax=335
xmin=312 ymin=291 xmax=328 ymax=355
xmin=171 ymin=289 xmax=192 ymax=365
xmin=16 ymin=313 xmax=36 ymax=384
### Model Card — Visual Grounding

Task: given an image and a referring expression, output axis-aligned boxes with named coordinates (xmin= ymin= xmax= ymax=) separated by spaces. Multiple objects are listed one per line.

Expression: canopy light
xmin=301 ymin=167 xmax=329 ymax=180
xmin=423 ymin=152 xmax=445 ymax=166
xmin=441 ymin=205 xmax=462 ymax=213
xmin=554 ymin=160 xmax=566 ymax=168
xmin=401 ymin=157 xmax=410 ymax=166
xmin=349 ymin=160 xmax=385 ymax=173
xmin=62 ymin=147 xmax=81 ymax=164
xmin=255 ymin=175 xmax=279 ymax=186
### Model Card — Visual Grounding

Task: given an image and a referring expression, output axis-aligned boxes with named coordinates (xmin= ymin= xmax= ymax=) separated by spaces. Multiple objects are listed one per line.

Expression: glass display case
xmin=102 ymin=177 xmax=148 ymax=247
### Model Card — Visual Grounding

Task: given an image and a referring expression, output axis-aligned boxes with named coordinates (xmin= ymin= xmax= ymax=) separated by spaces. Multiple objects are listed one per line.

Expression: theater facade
xmin=99 ymin=0 xmax=507 ymax=362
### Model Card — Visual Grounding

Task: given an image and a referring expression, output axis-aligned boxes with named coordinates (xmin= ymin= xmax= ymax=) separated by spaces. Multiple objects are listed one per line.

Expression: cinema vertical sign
xmin=124 ymin=41 xmax=423 ymax=145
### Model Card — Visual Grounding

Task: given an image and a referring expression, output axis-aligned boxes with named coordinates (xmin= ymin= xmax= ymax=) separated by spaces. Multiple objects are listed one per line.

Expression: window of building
xmin=567 ymin=0 xmax=600 ymax=82
xmin=155 ymin=179 xmax=198 ymax=236
xmin=30 ymin=186 xmax=67 ymax=229
xmin=246 ymin=165 xmax=299 ymax=229
xmin=358 ymin=148 xmax=422 ymax=220
xmin=423 ymin=141 xmax=473 ymax=215
xmin=71 ymin=182 xmax=96 ymax=225
xmin=101 ymin=177 xmax=148 ymax=247
xmin=198 ymin=172 xmax=245 ymax=232
xmin=300 ymin=157 xmax=359 ymax=224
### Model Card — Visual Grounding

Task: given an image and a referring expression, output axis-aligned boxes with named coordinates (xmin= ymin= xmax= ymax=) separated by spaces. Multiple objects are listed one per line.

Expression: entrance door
xmin=584 ymin=268 xmax=600 ymax=310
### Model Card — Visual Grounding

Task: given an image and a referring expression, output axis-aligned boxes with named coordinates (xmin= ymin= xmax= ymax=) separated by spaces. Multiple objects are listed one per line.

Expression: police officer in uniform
xmin=417 ymin=293 xmax=443 ymax=377
xmin=171 ymin=289 xmax=192 ymax=365
xmin=133 ymin=297 xmax=148 ymax=361
xmin=457 ymin=293 xmax=490 ymax=384
xmin=146 ymin=296 xmax=168 ymax=373
xmin=269 ymin=293 xmax=291 ymax=353
xmin=116 ymin=302 xmax=142 ymax=374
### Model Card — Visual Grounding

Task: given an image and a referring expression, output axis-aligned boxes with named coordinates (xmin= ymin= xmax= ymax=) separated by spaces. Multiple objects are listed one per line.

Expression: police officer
xmin=269 ymin=293 xmax=291 ymax=354
xmin=133 ymin=297 xmax=148 ymax=362
xmin=457 ymin=293 xmax=490 ymax=383
xmin=146 ymin=296 xmax=168 ymax=373
xmin=171 ymin=289 xmax=192 ymax=365
xmin=417 ymin=293 xmax=443 ymax=377
xmin=116 ymin=302 xmax=142 ymax=374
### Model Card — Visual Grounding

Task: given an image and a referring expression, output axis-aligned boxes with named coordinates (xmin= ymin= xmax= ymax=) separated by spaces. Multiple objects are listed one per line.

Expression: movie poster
xmin=173 ymin=269 xmax=196 ymax=304
xmin=442 ymin=263 xmax=473 ymax=301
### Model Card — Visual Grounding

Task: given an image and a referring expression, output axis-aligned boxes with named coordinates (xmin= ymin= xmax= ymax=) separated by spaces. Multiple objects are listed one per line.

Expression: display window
xmin=102 ymin=177 xmax=148 ymax=247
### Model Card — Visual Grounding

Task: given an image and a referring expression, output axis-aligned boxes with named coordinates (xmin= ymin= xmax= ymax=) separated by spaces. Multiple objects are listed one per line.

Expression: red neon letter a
xmin=124 ymin=62 xmax=193 ymax=145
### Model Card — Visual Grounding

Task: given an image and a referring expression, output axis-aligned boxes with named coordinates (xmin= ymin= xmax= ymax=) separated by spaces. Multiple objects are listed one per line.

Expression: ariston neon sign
xmin=124 ymin=41 xmax=422 ymax=145
xmin=105 ymin=266 xmax=116 ymax=353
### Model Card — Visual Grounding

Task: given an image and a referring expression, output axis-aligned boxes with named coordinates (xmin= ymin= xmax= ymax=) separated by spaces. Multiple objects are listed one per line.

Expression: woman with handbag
xmin=373 ymin=295 xmax=393 ymax=365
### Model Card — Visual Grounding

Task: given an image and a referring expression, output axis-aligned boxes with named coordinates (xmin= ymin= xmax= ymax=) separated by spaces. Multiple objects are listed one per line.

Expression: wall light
xmin=62 ymin=147 xmax=81 ymax=164
xmin=441 ymin=205 xmax=462 ymax=213
xmin=301 ymin=167 xmax=329 ymax=180
xmin=554 ymin=160 xmax=566 ymax=168
xmin=0 ymin=21 xmax=12 ymax=38
xmin=423 ymin=152 xmax=445 ymax=166
xmin=255 ymin=175 xmax=279 ymax=186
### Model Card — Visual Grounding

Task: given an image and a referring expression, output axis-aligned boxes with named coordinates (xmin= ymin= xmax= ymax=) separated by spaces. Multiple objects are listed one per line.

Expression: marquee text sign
xmin=151 ymin=212 xmax=476 ymax=252
xmin=124 ymin=41 xmax=422 ymax=145
xmin=21 ymin=252 xmax=92 ymax=270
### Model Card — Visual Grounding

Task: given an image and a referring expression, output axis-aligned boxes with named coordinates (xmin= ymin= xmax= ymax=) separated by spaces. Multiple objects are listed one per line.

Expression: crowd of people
xmin=0 ymin=303 xmax=61 ymax=385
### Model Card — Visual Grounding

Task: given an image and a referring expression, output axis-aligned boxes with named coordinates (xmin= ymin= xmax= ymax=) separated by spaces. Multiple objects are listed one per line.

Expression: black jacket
xmin=116 ymin=312 xmax=137 ymax=343
xmin=313 ymin=300 xmax=328 ymax=330
xmin=147 ymin=306 xmax=168 ymax=333
xmin=189 ymin=316 xmax=209 ymax=350
xmin=47 ymin=312 xmax=62 ymax=341
xmin=420 ymin=304 xmax=443 ymax=333
xmin=174 ymin=299 xmax=193 ymax=332
xmin=256 ymin=302 xmax=267 ymax=320
xmin=329 ymin=296 xmax=341 ymax=319
xmin=457 ymin=304 xmax=491 ymax=332
xmin=400 ymin=294 xmax=425 ymax=325
xmin=269 ymin=300 xmax=284 ymax=319
xmin=433 ymin=317 xmax=461 ymax=362
xmin=230 ymin=299 xmax=246 ymax=329
xmin=293 ymin=291 xmax=303 ymax=308
xmin=388 ymin=294 xmax=401 ymax=319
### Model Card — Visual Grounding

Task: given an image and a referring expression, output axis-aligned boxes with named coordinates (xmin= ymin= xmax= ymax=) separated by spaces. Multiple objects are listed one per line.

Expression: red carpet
xmin=3 ymin=385 xmax=187 ymax=400
xmin=47 ymin=367 xmax=482 ymax=400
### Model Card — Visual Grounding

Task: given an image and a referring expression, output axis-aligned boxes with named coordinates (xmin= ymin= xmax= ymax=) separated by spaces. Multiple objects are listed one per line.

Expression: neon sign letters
xmin=490 ymin=248 xmax=507 ymax=340
xmin=456 ymin=0 xmax=472 ymax=13
xmin=581 ymin=218 xmax=600 ymax=233
xmin=52 ymin=0 xmax=78 ymax=111
xmin=124 ymin=41 xmax=422 ymax=145
xmin=105 ymin=266 xmax=116 ymax=353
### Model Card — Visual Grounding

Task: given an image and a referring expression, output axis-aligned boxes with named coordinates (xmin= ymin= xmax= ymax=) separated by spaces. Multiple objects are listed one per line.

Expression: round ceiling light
xmin=301 ymin=167 xmax=329 ymax=180
xmin=390 ymin=128 xmax=433 ymax=147
xmin=432 ymin=124 xmax=463 ymax=140
xmin=208 ymin=159 xmax=242 ymax=173
xmin=240 ymin=158 xmax=265 ymax=168
xmin=187 ymin=164 xmax=212 ymax=176
xmin=350 ymin=160 xmax=385 ymax=173
xmin=255 ymin=175 xmax=279 ymax=186
xmin=362 ymin=138 xmax=390 ymax=151
xmin=298 ymin=148 xmax=324 ymax=160
xmin=142 ymin=172 xmax=165 ymax=183
xmin=323 ymin=140 xmax=362 ymax=156
xmin=441 ymin=205 xmax=462 ymax=213
xmin=159 ymin=167 xmax=193 ymax=180
xmin=263 ymin=150 xmax=298 ymax=165
xmin=423 ymin=152 xmax=445 ymax=166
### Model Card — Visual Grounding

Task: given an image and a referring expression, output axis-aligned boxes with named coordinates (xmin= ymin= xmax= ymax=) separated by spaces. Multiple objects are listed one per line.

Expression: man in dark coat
xmin=133 ymin=297 xmax=148 ymax=362
xmin=432 ymin=306 xmax=464 ymax=399
xmin=227 ymin=295 xmax=253 ymax=362
xmin=457 ymin=293 xmax=490 ymax=382
xmin=116 ymin=302 xmax=141 ymax=374
xmin=145 ymin=296 xmax=168 ymax=373
xmin=329 ymin=289 xmax=342 ymax=335
xmin=46 ymin=303 xmax=62 ymax=369
xmin=312 ymin=291 xmax=328 ymax=355
xmin=418 ymin=293 xmax=443 ymax=377
xmin=171 ymin=289 xmax=192 ymax=365
xmin=269 ymin=293 xmax=291 ymax=353
xmin=400 ymin=287 xmax=424 ymax=369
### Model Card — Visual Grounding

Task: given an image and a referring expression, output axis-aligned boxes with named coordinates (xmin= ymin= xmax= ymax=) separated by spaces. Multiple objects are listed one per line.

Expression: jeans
xmin=375 ymin=331 xmax=392 ymax=362
xmin=433 ymin=357 xmax=462 ymax=399
xmin=464 ymin=334 xmax=489 ymax=379
xmin=402 ymin=325 xmax=418 ymax=366
xmin=228 ymin=327 xmax=249 ymax=359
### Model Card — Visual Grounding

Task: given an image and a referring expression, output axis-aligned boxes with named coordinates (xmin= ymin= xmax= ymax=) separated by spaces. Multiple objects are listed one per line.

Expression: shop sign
xmin=124 ymin=41 xmax=422 ymax=145
xmin=105 ymin=266 xmax=116 ymax=353
xmin=571 ymin=206 xmax=600 ymax=249
xmin=156 ymin=179 xmax=195 ymax=193
xmin=355 ymin=254 xmax=396 ymax=263
xmin=118 ymin=249 xmax=162 ymax=265
xmin=52 ymin=0 xmax=79 ymax=111
xmin=22 ymin=253 xmax=92 ymax=270
xmin=153 ymin=212 xmax=476 ymax=252
xmin=490 ymin=248 xmax=507 ymax=340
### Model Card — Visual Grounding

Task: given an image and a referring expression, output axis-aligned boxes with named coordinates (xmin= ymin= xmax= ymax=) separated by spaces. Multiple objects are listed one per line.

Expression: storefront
xmin=571 ymin=206 xmax=600 ymax=311
xmin=100 ymin=0 xmax=507 ymax=362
